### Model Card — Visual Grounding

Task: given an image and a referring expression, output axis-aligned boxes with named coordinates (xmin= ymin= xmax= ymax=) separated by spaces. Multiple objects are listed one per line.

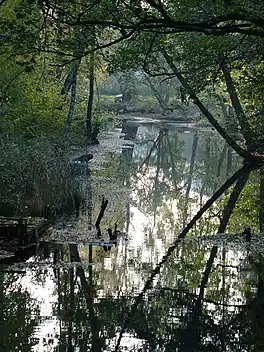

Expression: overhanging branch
xmin=161 ymin=48 xmax=258 ymax=164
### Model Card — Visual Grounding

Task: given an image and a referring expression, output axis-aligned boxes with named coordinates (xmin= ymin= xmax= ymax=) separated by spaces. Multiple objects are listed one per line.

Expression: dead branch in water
xmin=95 ymin=197 xmax=108 ymax=236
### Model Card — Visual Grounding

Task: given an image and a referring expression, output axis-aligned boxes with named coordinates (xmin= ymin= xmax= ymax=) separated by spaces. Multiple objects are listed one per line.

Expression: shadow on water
xmin=1 ymin=119 xmax=264 ymax=351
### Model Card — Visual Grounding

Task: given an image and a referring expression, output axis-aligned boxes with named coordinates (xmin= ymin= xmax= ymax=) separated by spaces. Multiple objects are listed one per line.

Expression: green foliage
xmin=0 ymin=53 xmax=67 ymax=137
xmin=1 ymin=0 xmax=264 ymax=227
xmin=0 ymin=135 xmax=78 ymax=216
xmin=1 ymin=0 xmax=264 ymax=142
xmin=0 ymin=0 xmax=42 ymax=57
xmin=217 ymin=171 xmax=261 ymax=233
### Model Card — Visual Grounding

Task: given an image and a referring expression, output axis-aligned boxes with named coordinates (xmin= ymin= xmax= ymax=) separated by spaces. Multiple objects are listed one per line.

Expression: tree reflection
xmin=0 ymin=273 xmax=40 ymax=351
xmin=52 ymin=243 xmax=136 ymax=351
xmin=2 ymin=237 xmax=264 ymax=351
xmin=111 ymin=242 xmax=264 ymax=352
xmin=127 ymin=125 xmax=241 ymax=244
xmin=132 ymin=128 xmax=185 ymax=229
xmin=1 ymin=121 xmax=262 ymax=352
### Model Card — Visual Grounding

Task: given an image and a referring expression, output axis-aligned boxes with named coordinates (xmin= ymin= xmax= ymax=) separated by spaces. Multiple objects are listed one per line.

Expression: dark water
xmin=2 ymin=119 xmax=263 ymax=352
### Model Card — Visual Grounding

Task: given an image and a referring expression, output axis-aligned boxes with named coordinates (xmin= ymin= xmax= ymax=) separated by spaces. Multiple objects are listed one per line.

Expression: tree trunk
xmin=218 ymin=94 xmax=239 ymax=139
xmin=61 ymin=29 xmax=86 ymax=137
xmin=86 ymin=52 xmax=95 ymax=138
xmin=64 ymin=70 xmax=77 ymax=138
xmin=143 ymin=73 xmax=167 ymax=111
xmin=260 ymin=169 xmax=264 ymax=232
xmin=221 ymin=60 xmax=253 ymax=147
xmin=161 ymin=48 xmax=257 ymax=164
xmin=61 ymin=28 xmax=86 ymax=94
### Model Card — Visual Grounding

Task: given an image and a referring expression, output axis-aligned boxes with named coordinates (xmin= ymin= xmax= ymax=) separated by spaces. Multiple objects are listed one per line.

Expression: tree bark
xmin=61 ymin=65 xmax=77 ymax=95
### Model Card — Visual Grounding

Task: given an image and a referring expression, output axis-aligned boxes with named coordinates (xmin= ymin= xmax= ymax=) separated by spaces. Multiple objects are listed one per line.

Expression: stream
xmin=1 ymin=117 xmax=263 ymax=352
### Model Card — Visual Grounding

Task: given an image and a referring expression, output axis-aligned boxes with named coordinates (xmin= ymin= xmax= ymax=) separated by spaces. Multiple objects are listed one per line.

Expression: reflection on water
xmin=1 ymin=239 xmax=263 ymax=351
xmin=3 ymin=119 xmax=263 ymax=352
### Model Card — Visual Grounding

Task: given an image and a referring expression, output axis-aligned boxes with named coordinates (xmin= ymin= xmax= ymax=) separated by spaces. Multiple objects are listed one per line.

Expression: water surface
xmin=2 ymin=119 xmax=262 ymax=352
